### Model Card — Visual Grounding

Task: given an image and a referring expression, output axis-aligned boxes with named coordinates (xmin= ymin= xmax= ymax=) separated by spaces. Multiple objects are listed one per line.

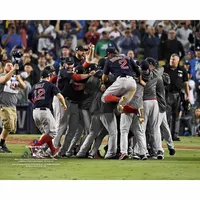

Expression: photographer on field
xmin=0 ymin=59 xmax=26 ymax=153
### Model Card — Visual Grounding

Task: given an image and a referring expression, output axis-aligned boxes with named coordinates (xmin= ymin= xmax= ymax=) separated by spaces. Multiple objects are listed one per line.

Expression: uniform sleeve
xmin=182 ymin=68 xmax=188 ymax=82
xmin=130 ymin=58 xmax=140 ymax=77
xmin=103 ymin=60 xmax=110 ymax=75
xmin=52 ymin=84 xmax=61 ymax=96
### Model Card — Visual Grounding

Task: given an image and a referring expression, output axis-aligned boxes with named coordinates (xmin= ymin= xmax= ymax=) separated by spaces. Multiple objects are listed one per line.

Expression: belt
xmin=34 ymin=107 xmax=47 ymax=110
xmin=119 ymin=75 xmax=132 ymax=78
xmin=68 ymin=99 xmax=79 ymax=104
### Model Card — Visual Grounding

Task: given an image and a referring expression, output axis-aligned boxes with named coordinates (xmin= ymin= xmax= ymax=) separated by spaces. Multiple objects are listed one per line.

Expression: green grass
xmin=1 ymin=136 xmax=200 ymax=180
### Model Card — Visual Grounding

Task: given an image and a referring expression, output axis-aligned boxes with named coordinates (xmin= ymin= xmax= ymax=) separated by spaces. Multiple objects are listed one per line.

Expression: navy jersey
xmin=103 ymin=55 xmax=140 ymax=78
xmin=58 ymin=70 xmax=84 ymax=102
xmin=28 ymin=80 xmax=60 ymax=109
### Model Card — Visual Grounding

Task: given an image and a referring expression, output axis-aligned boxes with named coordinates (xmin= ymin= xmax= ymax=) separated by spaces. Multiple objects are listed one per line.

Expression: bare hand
xmin=100 ymin=84 xmax=106 ymax=92
xmin=13 ymin=64 xmax=19 ymax=71
xmin=16 ymin=74 xmax=22 ymax=81
xmin=89 ymin=70 xmax=96 ymax=76
xmin=62 ymin=105 xmax=67 ymax=110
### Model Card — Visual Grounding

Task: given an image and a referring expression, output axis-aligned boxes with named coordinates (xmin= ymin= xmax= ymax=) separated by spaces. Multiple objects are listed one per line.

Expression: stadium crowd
xmin=0 ymin=20 xmax=200 ymax=158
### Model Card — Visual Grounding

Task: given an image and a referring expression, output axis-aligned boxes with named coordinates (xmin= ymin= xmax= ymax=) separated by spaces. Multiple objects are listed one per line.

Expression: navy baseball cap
xmin=65 ymin=57 xmax=74 ymax=65
xmin=105 ymin=47 xmax=117 ymax=57
xmin=75 ymin=45 xmax=85 ymax=51
xmin=140 ymin=60 xmax=150 ymax=71
xmin=145 ymin=57 xmax=158 ymax=67
xmin=41 ymin=70 xmax=50 ymax=78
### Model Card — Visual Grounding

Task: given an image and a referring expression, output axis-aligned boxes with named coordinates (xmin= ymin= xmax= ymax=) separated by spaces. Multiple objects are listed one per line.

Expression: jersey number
xmin=119 ymin=59 xmax=129 ymax=69
xmin=34 ymin=89 xmax=45 ymax=101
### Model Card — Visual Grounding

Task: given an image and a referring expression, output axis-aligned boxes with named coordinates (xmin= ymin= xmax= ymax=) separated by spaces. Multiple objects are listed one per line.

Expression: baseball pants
xmin=120 ymin=113 xmax=147 ymax=156
xmin=101 ymin=76 xmax=137 ymax=106
xmin=159 ymin=111 xmax=174 ymax=149
xmin=143 ymin=100 xmax=163 ymax=153
xmin=66 ymin=109 xmax=91 ymax=155
xmin=77 ymin=113 xmax=117 ymax=157
xmin=33 ymin=108 xmax=56 ymax=138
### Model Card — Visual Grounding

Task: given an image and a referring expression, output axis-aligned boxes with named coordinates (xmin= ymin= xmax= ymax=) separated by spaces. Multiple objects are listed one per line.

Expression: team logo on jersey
xmin=178 ymin=71 xmax=183 ymax=77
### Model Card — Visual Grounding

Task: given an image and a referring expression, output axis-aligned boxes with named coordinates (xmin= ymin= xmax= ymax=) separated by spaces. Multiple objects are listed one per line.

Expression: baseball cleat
xmin=52 ymin=146 xmax=60 ymax=157
xmin=104 ymin=154 xmax=119 ymax=159
xmin=0 ymin=146 xmax=5 ymax=153
xmin=94 ymin=150 xmax=104 ymax=158
xmin=157 ymin=151 xmax=164 ymax=160
xmin=0 ymin=144 xmax=12 ymax=153
xmin=119 ymin=153 xmax=129 ymax=160
xmin=132 ymin=154 xmax=141 ymax=160
xmin=117 ymin=96 xmax=127 ymax=113
xmin=140 ymin=155 xmax=148 ymax=160
xmin=168 ymin=148 xmax=176 ymax=156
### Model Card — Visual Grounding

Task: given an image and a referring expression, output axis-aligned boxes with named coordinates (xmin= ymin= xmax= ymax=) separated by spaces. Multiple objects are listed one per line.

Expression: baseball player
xmin=53 ymin=61 xmax=96 ymax=158
xmin=28 ymin=69 xmax=67 ymax=157
xmin=146 ymin=57 xmax=175 ymax=156
xmin=119 ymin=77 xmax=148 ymax=160
xmin=0 ymin=61 xmax=26 ymax=153
xmin=76 ymin=73 xmax=118 ymax=159
xmin=52 ymin=45 xmax=95 ymax=149
xmin=139 ymin=60 xmax=164 ymax=159
xmin=101 ymin=47 xmax=145 ymax=113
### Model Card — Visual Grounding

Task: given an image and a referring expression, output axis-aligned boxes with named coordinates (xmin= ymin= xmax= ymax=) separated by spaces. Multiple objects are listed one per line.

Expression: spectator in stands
xmin=155 ymin=22 xmax=168 ymax=61
xmin=95 ymin=31 xmax=118 ymax=59
xmin=45 ymin=50 xmax=59 ymax=74
xmin=37 ymin=55 xmax=47 ymax=72
xmin=109 ymin=21 xmax=122 ymax=41
xmin=189 ymin=46 xmax=200 ymax=106
xmin=162 ymin=20 xmax=176 ymax=33
xmin=176 ymin=20 xmax=192 ymax=53
xmin=117 ymin=27 xmax=140 ymax=56
xmin=97 ymin=20 xmax=112 ymax=34
xmin=37 ymin=20 xmax=56 ymax=53
xmin=1 ymin=23 xmax=23 ymax=57
xmin=161 ymin=29 xmax=185 ymax=63
xmin=55 ymin=20 xmax=82 ymax=51
xmin=138 ymin=20 xmax=147 ymax=47
xmin=84 ymin=25 xmax=100 ymax=45
xmin=143 ymin=26 xmax=160 ymax=60
xmin=17 ymin=71 xmax=32 ymax=104
xmin=130 ymin=20 xmax=141 ymax=40
xmin=186 ymin=50 xmax=195 ymax=61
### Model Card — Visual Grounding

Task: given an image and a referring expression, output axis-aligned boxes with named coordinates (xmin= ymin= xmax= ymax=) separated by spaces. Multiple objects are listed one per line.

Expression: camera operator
xmin=0 ymin=60 xmax=26 ymax=153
